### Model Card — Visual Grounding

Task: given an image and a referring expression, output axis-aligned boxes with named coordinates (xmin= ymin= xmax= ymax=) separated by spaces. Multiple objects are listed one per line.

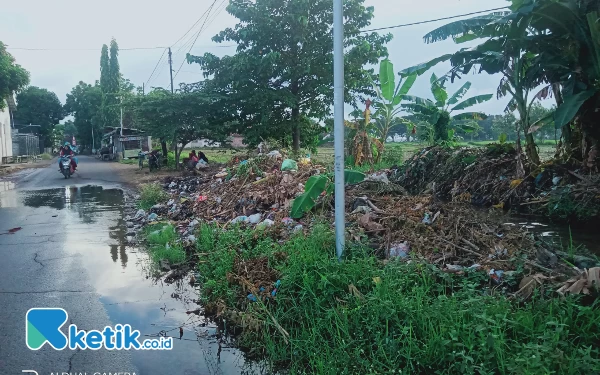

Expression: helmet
xmin=64 ymin=142 xmax=70 ymax=146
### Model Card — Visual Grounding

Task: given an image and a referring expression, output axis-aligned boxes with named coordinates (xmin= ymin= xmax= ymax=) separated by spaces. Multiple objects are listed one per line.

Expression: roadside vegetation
xmin=139 ymin=222 xmax=599 ymax=374
xmin=138 ymin=183 xmax=167 ymax=210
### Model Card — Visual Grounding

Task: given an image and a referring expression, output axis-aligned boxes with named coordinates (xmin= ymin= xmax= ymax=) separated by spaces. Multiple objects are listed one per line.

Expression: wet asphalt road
xmin=0 ymin=157 xmax=248 ymax=375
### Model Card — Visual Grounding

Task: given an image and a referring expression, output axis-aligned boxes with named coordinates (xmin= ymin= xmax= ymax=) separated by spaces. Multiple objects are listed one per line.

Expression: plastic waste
xmin=282 ymin=217 xmax=294 ymax=225
xmin=422 ymin=212 xmax=432 ymax=225
xmin=197 ymin=195 xmax=208 ymax=202
xmin=248 ymin=213 xmax=262 ymax=224
xmin=247 ymin=294 xmax=257 ymax=302
xmin=256 ymin=219 xmax=275 ymax=229
xmin=489 ymin=269 xmax=504 ymax=283
xmin=188 ymin=219 xmax=199 ymax=228
xmin=446 ymin=264 xmax=464 ymax=272
xmin=148 ymin=213 xmax=159 ymax=221
xmin=281 ymin=159 xmax=298 ymax=171
xmin=552 ymin=176 xmax=561 ymax=185
xmin=187 ymin=235 xmax=197 ymax=242
xmin=267 ymin=150 xmax=282 ymax=158
xmin=389 ymin=242 xmax=410 ymax=259
xmin=134 ymin=209 xmax=146 ymax=220
xmin=240 ymin=160 xmax=248 ymax=165
xmin=230 ymin=216 xmax=249 ymax=224
xmin=168 ymin=182 xmax=177 ymax=189
xmin=167 ymin=199 xmax=175 ymax=206
xmin=367 ymin=173 xmax=390 ymax=184
xmin=293 ymin=224 xmax=303 ymax=232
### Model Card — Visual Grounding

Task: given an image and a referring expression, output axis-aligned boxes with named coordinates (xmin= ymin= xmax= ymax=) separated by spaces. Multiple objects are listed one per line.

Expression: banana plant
xmin=402 ymin=73 xmax=492 ymax=142
xmin=290 ymin=170 xmax=365 ymax=219
xmin=372 ymin=59 xmax=417 ymax=158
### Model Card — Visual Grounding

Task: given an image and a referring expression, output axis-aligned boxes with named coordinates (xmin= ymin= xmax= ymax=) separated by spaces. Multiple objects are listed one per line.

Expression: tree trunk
xmin=291 ymin=107 xmax=300 ymax=154
xmin=291 ymin=80 xmax=300 ymax=154
xmin=517 ymin=102 xmax=540 ymax=165
xmin=160 ymin=139 xmax=168 ymax=164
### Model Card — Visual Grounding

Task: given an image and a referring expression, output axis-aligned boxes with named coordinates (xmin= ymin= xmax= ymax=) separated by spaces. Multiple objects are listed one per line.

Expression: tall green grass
xmin=196 ymin=224 xmax=600 ymax=374
xmin=138 ymin=183 xmax=167 ymax=210
xmin=144 ymin=224 xmax=186 ymax=264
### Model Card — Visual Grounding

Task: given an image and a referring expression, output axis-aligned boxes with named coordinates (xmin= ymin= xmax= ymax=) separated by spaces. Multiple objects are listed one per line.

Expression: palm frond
xmin=398 ymin=54 xmax=454 ymax=77
xmin=447 ymin=82 xmax=472 ymax=106
xmin=403 ymin=95 xmax=436 ymax=107
xmin=451 ymin=94 xmax=493 ymax=111
xmin=452 ymin=112 xmax=488 ymax=121
xmin=424 ymin=12 xmax=510 ymax=44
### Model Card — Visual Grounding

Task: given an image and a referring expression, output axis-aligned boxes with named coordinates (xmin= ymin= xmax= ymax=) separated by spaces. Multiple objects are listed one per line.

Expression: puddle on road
xmin=0 ymin=185 xmax=261 ymax=375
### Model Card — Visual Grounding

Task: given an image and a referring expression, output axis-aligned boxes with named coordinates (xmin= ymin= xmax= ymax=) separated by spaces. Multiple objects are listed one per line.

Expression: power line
xmin=173 ymin=0 xmax=223 ymax=83
xmin=171 ymin=6 xmax=216 ymax=48
xmin=6 ymin=45 xmax=235 ymax=52
xmin=7 ymin=46 xmax=169 ymax=51
xmin=360 ymin=6 xmax=509 ymax=33
xmin=145 ymin=48 xmax=168 ymax=88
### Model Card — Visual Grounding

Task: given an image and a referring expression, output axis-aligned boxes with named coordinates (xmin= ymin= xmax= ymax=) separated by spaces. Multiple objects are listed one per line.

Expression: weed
xmin=138 ymin=183 xmax=167 ymax=210
xmin=195 ymin=225 xmax=600 ymax=374
xmin=144 ymin=224 xmax=186 ymax=264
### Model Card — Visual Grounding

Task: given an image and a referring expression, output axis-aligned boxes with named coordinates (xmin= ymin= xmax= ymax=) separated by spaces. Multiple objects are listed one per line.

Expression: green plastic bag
xmin=281 ymin=159 xmax=298 ymax=171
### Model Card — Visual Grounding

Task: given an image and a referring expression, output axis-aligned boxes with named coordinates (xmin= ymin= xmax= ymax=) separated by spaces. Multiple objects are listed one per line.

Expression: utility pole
xmin=333 ymin=0 xmax=345 ymax=261
xmin=168 ymin=47 xmax=174 ymax=94
xmin=142 ymin=82 xmax=145 ymax=95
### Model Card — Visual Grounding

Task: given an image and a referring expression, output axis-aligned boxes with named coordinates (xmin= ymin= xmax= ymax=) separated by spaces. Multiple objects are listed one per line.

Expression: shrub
xmin=40 ymin=153 xmax=53 ymax=160
xmin=138 ymin=183 xmax=167 ymax=210
xmin=381 ymin=146 xmax=404 ymax=165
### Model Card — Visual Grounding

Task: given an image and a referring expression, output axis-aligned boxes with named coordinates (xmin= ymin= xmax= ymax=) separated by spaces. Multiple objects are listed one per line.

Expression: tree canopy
xmin=0 ymin=41 xmax=30 ymax=110
xmin=187 ymin=0 xmax=391 ymax=152
xmin=99 ymin=39 xmax=121 ymax=128
xmin=65 ymin=81 xmax=103 ymax=148
xmin=14 ymin=86 xmax=65 ymax=143
xmin=130 ymin=85 xmax=234 ymax=167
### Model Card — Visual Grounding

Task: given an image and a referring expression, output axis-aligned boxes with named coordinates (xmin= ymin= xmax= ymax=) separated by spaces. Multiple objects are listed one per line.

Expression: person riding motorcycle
xmin=59 ymin=142 xmax=78 ymax=172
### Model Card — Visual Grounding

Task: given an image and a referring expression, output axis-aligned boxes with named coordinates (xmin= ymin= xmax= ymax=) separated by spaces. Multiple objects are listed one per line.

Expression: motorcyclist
xmin=59 ymin=142 xmax=78 ymax=172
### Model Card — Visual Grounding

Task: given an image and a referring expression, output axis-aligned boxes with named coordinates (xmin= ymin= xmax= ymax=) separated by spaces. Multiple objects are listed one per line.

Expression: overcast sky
xmin=1 ymin=0 xmax=511 ymax=117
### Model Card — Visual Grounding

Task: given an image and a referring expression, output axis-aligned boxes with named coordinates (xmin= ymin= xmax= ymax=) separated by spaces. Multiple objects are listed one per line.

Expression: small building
xmin=102 ymin=127 xmax=152 ymax=159
xmin=0 ymin=97 xmax=15 ymax=164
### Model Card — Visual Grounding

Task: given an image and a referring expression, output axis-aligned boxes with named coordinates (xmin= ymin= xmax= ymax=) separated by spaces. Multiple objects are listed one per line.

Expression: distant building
xmin=0 ymin=97 xmax=15 ymax=164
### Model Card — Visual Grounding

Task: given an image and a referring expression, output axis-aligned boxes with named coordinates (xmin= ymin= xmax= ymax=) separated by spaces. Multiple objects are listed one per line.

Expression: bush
xmin=196 ymin=225 xmax=600 ymax=374
xmin=381 ymin=146 xmax=404 ymax=165
xmin=138 ymin=183 xmax=167 ymax=210
xmin=40 ymin=153 xmax=53 ymax=160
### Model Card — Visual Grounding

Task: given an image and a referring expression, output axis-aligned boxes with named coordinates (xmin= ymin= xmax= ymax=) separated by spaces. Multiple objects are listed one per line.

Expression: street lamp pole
xmin=333 ymin=0 xmax=345 ymax=261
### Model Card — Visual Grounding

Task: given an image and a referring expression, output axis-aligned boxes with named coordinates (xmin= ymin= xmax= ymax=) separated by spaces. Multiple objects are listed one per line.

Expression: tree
xmin=406 ymin=0 xmax=600 ymax=168
xmin=187 ymin=0 xmax=391 ymax=153
xmin=130 ymin=87 xmax=234 ymax=168
xmin=0 ymin=41 xmax=29 ymax=109
xmin=401 ymin=73 xmax=492 ymax=142
xmin=372 ymin=59 xmax=416 ymax=158
xmin=14 ymin=86 xmax=65 ymax=148
xmin=65 ymin=81 xmax=102 ymax=148
xmin=99 ymin=39 xmax=121 ymax=128
xmin=492 ymin=112 xmax=517 ymax=141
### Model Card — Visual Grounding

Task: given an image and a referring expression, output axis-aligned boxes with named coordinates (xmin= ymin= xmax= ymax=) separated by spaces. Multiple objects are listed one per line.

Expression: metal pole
xmin=333 ymin=0 xmax=345 ymax=261
xmin=168 ymin=48 xmax=174 ymax=94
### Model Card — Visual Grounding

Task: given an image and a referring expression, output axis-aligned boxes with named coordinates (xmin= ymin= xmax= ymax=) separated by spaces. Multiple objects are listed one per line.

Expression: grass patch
xmin=138 ymin=183 xmax=167 ymax=210
xmin=120 ymin=158 xmax=137 ymax=165
xmin=40 ymin=153 xmax=53 ymax=160
xmin=196 ymin=224 xmax=600 ymax=374
xmin=144 ymin=224 xmax=186 ymax=264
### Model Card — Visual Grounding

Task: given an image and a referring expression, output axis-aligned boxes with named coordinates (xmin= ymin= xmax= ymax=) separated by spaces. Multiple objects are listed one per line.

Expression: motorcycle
xmin=148 ymin=151 xmax=162 ymax=172
xmin=60 ymin=155 xmax=75 ymax=179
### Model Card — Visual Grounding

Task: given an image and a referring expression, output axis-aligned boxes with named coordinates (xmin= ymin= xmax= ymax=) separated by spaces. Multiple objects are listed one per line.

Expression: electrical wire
xmin=145 ymin=47 xmax=168 ymax=88
xmin=7 ymin=46 xmax=169 ymax=51
xmin=360 ymin=6 xmax=509 ymax=33
xmin=172 ymin=0 xmax=223 ymax=84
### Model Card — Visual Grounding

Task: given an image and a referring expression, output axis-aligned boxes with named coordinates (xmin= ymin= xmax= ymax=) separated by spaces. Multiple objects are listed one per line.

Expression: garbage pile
xmin=394 ymin=144 xmax=528 ymax=207
xmin=156 ymin=153 xmax=323 ymax=233
xmin=138 ymin=150 xmax=599 ymax=297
